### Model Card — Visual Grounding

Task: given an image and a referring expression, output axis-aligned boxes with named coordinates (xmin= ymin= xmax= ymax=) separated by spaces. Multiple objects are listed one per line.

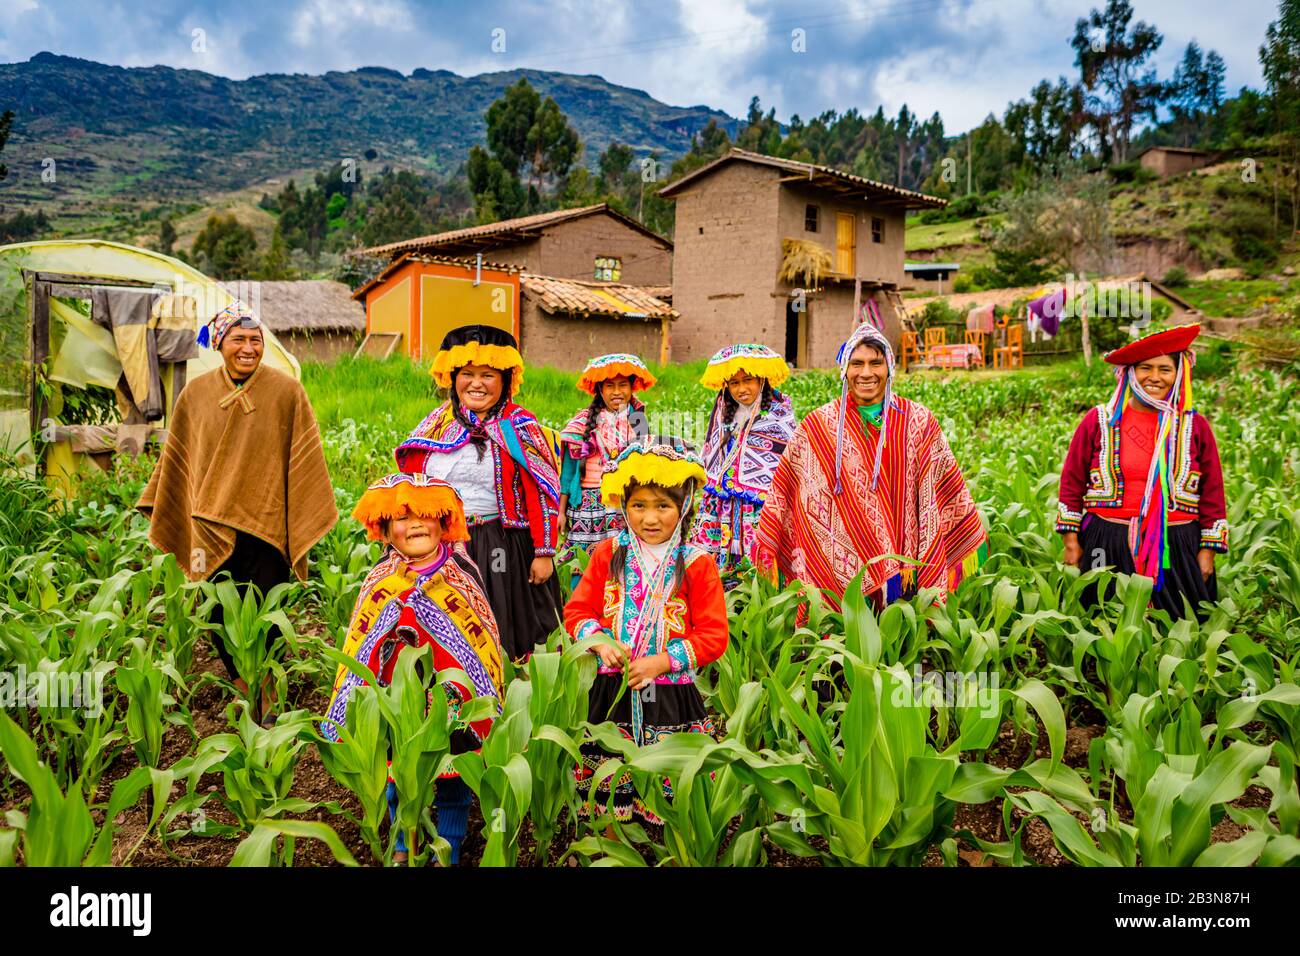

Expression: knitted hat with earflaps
xmin=832 ymin=323 xmax=895 ymax=495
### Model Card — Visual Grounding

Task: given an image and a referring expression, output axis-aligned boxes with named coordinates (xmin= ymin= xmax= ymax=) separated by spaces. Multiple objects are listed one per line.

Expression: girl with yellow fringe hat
xmin=563 ymin=442 xmax=728 ymax=824
xmin=688 ymin=344 xmax=796 ymax=586
xmin=557 ymin=353 xmax=655 ymax=558
xmin=395 ymin=324 xmax=562 ymax=661
xmin=322 ymin=473 xmax=504 ymax=865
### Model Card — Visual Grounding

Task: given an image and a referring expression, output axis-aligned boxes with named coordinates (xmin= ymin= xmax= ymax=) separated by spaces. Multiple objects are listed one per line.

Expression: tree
xmin=1071 ymin=0 xmax=1166 ymax=162
xmin=524 ymin=97 xmax=580 ymax=189
xmin=1168 ymin=41 xmax=1227 ymax=146
xmin=598 ymin=142 xmax=635 ymax=186
xmin=0 ymin=109 xmax=12 ymax=182
xmin=191 ymin=214 xmax=258 ymax=279
xmin=1004 ymin=78 xmax=1083 ymax=169
xmin=157 ymin=218 xmax=177 ymax=256
xmin=255 ymin=226 xmax=295 ymax=280
xmin=1261 ymin=0 xmax=1300 ymax=236
xmin=485 ymin=79 xmax=542 ymax=177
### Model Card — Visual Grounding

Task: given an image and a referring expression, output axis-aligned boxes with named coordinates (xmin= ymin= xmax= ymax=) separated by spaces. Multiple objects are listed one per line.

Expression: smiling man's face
xmin=845 ymin=343 xmax=887 ymax=405
xmin=220 ymin=325 xmax=264 ymax=380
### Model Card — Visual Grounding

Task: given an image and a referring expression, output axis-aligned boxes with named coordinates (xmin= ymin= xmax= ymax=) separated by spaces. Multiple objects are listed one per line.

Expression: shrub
xmin=1162 ymin=265 xmax=1190 ymax=287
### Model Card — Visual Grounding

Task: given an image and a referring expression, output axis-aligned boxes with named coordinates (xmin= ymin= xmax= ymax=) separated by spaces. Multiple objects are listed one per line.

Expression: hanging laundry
xmin=1028 ymin=288 xmax=1067 ymax=338
xmin=966 ymin=303 xmax=995 ymax=333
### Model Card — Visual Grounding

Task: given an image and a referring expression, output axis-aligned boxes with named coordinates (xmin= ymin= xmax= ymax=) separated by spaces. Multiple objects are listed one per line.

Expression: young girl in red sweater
xmin=563 ymin=442 xmax=728 ymax=823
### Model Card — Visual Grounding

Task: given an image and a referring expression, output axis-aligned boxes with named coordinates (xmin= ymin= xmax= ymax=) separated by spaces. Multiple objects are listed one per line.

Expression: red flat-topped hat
xmin=1104 ymin=323 xmax=1201 ymax=366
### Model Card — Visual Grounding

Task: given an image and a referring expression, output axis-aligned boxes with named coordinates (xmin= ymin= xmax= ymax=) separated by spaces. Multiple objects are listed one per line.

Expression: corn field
xmin=2 ymin=353 xmax=1299 ymax=867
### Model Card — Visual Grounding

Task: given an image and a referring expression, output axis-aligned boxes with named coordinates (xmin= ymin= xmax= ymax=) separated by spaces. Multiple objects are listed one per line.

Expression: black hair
xmin=609 ymin=479 xmax=693 ymax=596
xmin=449 ymin=366 xmax=513 ymax=460
xmin=720 ymin=377 xmax=778 ymax=430
xmin=582 ymin=376 xmax=642 ymax=445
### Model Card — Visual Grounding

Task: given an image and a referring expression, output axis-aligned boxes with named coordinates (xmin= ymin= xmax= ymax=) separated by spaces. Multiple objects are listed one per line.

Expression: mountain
xmin=0 ymin=53 xmax=737 ymax=214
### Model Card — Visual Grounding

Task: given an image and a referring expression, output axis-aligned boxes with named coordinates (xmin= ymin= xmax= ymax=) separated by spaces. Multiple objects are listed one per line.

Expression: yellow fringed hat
xmin=699 ymin=343 xmax=791 ymax=390
xmin=576 ymin=353 xmax=657 ymax=395
xmin=352 ymin=473 xmax=471 ymax=543
xmin=599 ymin=442 xmax=707 ymax=509
xmin=429 ymin=324 xmax=525 ymax=396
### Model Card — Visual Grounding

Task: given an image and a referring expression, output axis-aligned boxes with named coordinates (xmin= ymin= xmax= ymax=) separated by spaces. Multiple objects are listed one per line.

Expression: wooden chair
xmin=963 ymin=329 xmax=986 ymax=366
xmin=900 ymin=330 xmax=923 ymax=371
xmin=993 ymin=324 xmax=1024 ymax=369
xmin=923 ymin=327 xmax=946 ymax=364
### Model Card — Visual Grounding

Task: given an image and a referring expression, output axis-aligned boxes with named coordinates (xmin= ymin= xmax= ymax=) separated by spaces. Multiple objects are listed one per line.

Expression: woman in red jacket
xmin=564 ymin=442 xmax=728 ymax=823
xmin=1056 ymin=324 xmax=1227 ymax=620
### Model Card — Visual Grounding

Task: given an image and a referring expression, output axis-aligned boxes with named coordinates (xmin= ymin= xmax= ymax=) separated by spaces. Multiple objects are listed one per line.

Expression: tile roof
xmin=520 ymin=273 xmax=677 ymax=321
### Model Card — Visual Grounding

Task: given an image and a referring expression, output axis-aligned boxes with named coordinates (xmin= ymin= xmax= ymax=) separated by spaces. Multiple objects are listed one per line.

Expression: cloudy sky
xmin=0 ymin=0 xmax=1279 ymax=133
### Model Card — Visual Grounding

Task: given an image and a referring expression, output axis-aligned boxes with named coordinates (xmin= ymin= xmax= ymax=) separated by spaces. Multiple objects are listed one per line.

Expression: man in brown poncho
xmin=138 ymin=302 xmax=337 ymax=716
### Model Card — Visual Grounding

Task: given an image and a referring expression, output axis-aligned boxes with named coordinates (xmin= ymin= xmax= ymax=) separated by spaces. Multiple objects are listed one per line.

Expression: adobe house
xmin=519 ymin=274 xmax=677 ymax=370
xmin=360 ymin=203 xmax=673 ymax=287
xmin=1137 ymin=146 xmax=1211 ymax=178
xmin=659 ymin=148 xmax=947 ymax=367
xmin=219 ymin=279 xmax=364 ymax=362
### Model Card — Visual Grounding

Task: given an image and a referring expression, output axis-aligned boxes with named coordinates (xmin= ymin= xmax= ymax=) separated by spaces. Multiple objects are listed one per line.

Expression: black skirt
xmin=465 ymin=518 xmax=562 ymax=661
xmin=577 ymin=674 xmax=716 ymax=823
xmin=1078 ymin=515 xmax=1217 ymax=621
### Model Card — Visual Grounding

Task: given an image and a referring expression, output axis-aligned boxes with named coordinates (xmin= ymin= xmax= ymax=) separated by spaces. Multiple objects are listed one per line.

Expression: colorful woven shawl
xmin=699 ymin=391 xmax=796 ymax=502
xmin=1104 ymin=353 xmax=1195 ymax=590
xmin=754 ymin=393 xmax=987 ymax=607
xmin=322 ymin=544 xmax=504 ymax=748
xmin=395 ymin=400 xmax=561 ymax=504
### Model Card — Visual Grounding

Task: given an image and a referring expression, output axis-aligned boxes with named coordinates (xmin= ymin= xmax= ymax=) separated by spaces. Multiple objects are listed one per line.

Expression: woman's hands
xmin=590 ymin=639 xmax=670 ymax=691
xmin=593 ymin=639 xmax=627 ymax=669
xmin=628 ymin=653 xmax=671 ymax=691
xmin=1062 ymin=531 xmax=1082 ymax=568
xmin=1197 ymin=548 xmax=1215 ymax=581
xmin=529 ymin=555 xmax=555 ymax=585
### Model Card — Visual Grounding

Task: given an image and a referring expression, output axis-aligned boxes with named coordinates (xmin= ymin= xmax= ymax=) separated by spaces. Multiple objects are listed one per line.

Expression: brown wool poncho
xmin=137 ymin=364 xmax=338 ymax=582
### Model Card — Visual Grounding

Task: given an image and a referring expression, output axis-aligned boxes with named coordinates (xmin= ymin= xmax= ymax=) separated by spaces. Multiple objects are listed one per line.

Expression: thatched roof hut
xmin=219 ymin=280 xmax=365 ymax=361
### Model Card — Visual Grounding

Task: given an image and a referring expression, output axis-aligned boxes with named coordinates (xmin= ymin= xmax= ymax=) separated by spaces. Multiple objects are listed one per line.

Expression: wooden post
xmin=852 ymin=277 xmax=861 ymax=331
xmin=1080 ymin=293 xmax=1093 ymax=367
xmin=659 ymin=317 xmax=671 ymax=365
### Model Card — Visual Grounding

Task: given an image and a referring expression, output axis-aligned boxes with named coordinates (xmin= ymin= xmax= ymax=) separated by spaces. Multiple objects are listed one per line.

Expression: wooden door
xmin=835 ymin=213 xmax=855 ymax=275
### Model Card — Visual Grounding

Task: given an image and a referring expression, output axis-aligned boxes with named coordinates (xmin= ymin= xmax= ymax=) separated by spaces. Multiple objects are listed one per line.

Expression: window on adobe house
xmin=594 ymin=256 xmax=622 ymax=282
xmin=805 ymin=204 xmax=819 ymax=232
xmin=871 ymin=217 xmax=884 ymax=243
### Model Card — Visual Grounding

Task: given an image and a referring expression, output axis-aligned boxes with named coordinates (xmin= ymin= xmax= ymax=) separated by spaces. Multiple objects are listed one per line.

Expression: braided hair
xmin=609 ymin=479 xmax=693 ymax=598
xmin=449 ymin=366 xmax=513 ymax=461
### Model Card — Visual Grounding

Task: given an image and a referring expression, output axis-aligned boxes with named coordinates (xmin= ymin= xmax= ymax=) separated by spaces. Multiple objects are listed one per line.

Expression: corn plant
xmin=229 ymin=820 xmax=359 ymax=867
xmin=372 ymin=646 xmax=464 ymax=866
xmin=170 ymin=703 xmax=317 ymax=835
xmin=451 ymin=679 xmax=532 ymax=867
xmin=199 ymin=578 xmax=297 ymax=723
xmin=314 ymin=680 xmax=392 ymax=864
xmin=515 ymin=640 xmax=598 ymax=863
xmin=116 ymin=637 xmax=185 ymax=771
xmin=0 ymin=711 xmax=172 ymax=866
xmin=1199 ymin=747 xmax=1300 ymax=866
